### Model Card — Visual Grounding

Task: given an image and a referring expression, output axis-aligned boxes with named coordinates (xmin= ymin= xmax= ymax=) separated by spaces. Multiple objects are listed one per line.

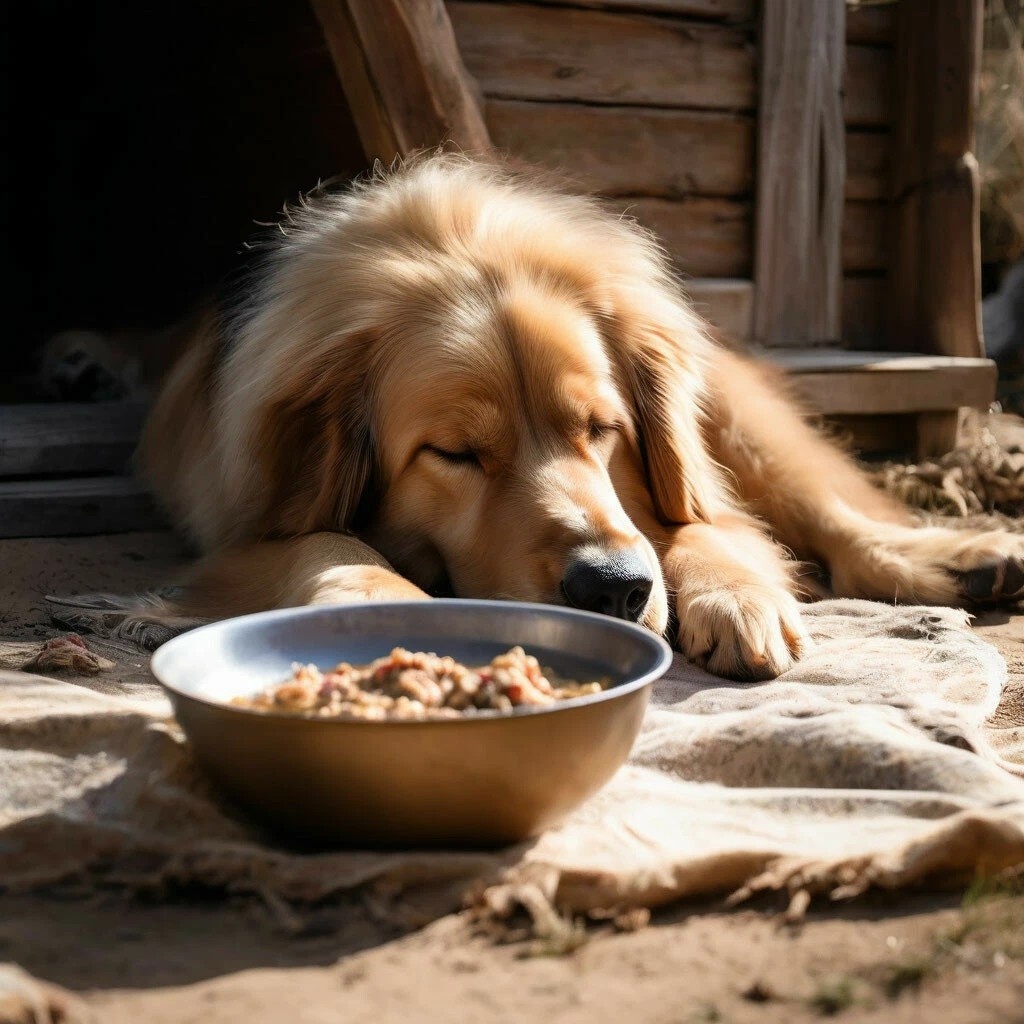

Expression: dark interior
xmin=4 ymin=0 xmax=366 ymax=395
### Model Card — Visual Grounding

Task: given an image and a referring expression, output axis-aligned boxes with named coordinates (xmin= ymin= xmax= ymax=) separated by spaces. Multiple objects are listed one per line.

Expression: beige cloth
xmin=2 ymin=600 xmax=1024 ymax=919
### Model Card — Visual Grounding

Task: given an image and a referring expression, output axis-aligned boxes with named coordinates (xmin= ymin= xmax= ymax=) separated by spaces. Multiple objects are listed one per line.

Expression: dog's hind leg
xmin=705 ymin=348 xmax=1024 ymax=607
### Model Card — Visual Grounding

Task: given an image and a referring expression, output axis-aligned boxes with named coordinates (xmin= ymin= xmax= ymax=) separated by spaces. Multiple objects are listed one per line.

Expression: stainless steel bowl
xmin=151 ymin=600 xmax=672 ymax=847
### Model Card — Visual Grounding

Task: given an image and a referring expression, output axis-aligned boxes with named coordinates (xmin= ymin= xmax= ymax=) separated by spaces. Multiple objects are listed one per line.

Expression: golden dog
xmin=133 ymin=154 xmax=1024 ymax=680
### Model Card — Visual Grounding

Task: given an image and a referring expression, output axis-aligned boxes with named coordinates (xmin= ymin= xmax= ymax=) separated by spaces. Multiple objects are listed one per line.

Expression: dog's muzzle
xmin=560 ymin=547 xmax=654 ymax=623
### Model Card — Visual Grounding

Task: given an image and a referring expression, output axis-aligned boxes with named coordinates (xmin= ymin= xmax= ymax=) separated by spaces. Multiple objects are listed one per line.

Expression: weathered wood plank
xmin=844 ymin=45 xmax=891 ymax=127
xmin=846 ymin=130 xmax=889 ymax=200
xmin=486 ymin=100 xmax=753 ymax=197
xmin=524 ymin=0 xmax=754 ymax=20
xmin=754 ymin=0 xmax=846 ymax=347
xmin=488 ymin=99 xmax=886 ymax=201
xmin=449 ymin=2 xmax=757 ymax=110
xmin=685 ymin=278 xmax=753 ymax=340
xmin=779 ymin=360 xmax=996 ymax=415
xmin=842 ymin=274 xmax=887 ymax=346
xmin=888 ymin=0 xmax=984 ymax=358
xmin=313 ymin=0 xmax=490 ymax=161
xmin=0 ymin=403 xmax=146 ymax=477
xmin=453 ymin=3 xmax=888 ymax=129
xmin=605 ymin=197 xmax=886 ymax=280
xmin=845 ymin=2 xmax=897 ymax=45
xmin=767 ymin=350 xmax=993 ymax=373
xmin=842 ymin=200 xmax=887 ymax=271
xmin=0 ymin=477 xmax=164 ymax=539
xmin=621 ymin=198 xmax=752 ymax=277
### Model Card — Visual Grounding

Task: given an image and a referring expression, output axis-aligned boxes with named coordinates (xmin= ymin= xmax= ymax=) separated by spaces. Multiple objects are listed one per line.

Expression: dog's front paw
xmin=676 ymin=584 xmax=808 ymax=681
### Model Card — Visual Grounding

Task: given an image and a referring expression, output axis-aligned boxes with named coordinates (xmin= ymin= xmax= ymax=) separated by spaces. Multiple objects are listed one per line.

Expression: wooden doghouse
xmin=316 ymin=0 xmax=995 ymax=458
xmin=0 ymin=0 xmax=994 ymax=538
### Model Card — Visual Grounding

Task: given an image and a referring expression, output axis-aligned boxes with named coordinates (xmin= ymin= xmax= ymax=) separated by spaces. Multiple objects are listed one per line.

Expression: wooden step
xmin=761 ymin=350 xmax=997 ymax=416
xmin=0 ymin=402 xmax=146 ymax=476
xmin=0 ymin=477 xmax=164 ymax=539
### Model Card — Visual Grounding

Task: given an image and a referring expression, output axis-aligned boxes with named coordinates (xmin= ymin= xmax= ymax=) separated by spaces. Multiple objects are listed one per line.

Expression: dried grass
xmin=979 ymin=0 xmax=1024 ymax=266
xmin=869 ymin=413 xmax=1024 ymax=518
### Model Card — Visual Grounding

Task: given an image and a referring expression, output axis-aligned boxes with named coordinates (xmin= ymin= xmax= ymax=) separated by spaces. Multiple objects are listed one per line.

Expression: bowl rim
xmin=150 ymin=598 xmax=674 ymax=727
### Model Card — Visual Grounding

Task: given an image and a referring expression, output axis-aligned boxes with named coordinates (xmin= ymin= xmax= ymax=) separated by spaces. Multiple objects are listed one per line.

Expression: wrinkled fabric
xmin=1 ymin=601 xmax=1023 ymax=916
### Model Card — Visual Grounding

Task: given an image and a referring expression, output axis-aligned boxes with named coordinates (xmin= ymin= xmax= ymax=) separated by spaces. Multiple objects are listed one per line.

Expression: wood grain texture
xmin=887 ymin=0 xmax=984 ymax=358
xmin=313 ymin=0 xmax=490 ymax=161
xmin=685 ymin=278 xmax=753 ymax=339
xmin=453 ymin=3 xmax=888 ymax=127
xmin=845 ymin=2 xmax=896 ymax=45
xmin=782 ymin=361 xmax=996 ymax=415
xmin=448 ymin=2 xmax=757 ymax=110
xmin=593 ymin=197 xmax=885 ymax=281
xmin=0 ymin=477 xmax=164 ymax=539
xmin=844 ymin=44 xmax=891 ymax=126
xmin=486 ymin=100 xmax=753 ymax=197
xmin=767 ymin=350 xmax=994 ymax=373
xmin=621 ymin=197 xmax=752 ymax=277
xmin=487 ymin=99 xmax=888 ymax=202
xmin=842 ymin=274 xmax=887 ymax=346
xmin=523 ymin=0 xmax=754 ymax=20
xmin=754 ymin=0 xmax=846 ymax=346
xmin=842 ymin=200 xmax=887 ymax=271
xmin=845 ymin=130 xmax=889 ymax=200
xmin=0 ymin=403 xmax=145 ymax=477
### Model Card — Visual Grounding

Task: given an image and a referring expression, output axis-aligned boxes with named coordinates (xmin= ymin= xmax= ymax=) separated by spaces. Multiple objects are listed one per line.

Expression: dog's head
xmin=230 ymin=157 xmax=722 ymax=634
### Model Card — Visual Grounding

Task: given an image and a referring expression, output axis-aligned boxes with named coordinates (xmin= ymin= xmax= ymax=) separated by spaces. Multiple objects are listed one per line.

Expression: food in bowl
xmin=232 ymin=645 xmax=608 ymax=720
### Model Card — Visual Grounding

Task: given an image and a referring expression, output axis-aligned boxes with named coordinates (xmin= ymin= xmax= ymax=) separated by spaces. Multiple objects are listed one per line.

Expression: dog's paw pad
xmin=957 ymin=558 xmax=1024 ymax=604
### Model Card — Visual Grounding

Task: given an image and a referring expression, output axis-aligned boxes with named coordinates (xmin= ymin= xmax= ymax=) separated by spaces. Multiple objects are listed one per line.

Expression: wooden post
xmin=310 ymin=0 xmax=492 ymax=162
xmin=888 ymin=0 xmax=984 ymax=359
xmin=753 ymin=0 xmax=846 ymax=347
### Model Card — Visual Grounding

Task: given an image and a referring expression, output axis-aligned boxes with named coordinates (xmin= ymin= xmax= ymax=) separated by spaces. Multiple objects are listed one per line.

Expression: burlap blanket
xmin=3 ymin=599 xmax=1024 ymax=925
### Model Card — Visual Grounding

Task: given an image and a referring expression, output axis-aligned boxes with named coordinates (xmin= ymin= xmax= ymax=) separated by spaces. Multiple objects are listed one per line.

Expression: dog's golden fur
xmin=137 ymin=154 xmax=1024 ymax=679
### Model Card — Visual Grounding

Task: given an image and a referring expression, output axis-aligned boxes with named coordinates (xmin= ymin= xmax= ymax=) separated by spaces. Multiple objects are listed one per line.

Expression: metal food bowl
xmin=151 ymin=600 xmax=672 ymax=847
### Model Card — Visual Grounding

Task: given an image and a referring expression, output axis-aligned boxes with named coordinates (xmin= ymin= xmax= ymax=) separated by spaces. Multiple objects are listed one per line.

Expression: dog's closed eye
xmin=587 ymin=420 xmax=618 ymax=444
xmin=424 ymin=444 xmax=483 ymax=469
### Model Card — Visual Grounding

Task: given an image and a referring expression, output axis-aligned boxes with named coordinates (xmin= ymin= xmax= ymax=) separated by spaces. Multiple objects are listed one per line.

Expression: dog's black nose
xmin=561 ymin=549 xmax=653 ymax=622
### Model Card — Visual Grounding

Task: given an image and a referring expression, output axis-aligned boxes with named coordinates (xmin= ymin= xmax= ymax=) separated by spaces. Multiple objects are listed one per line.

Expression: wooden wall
xmin=447 ymin=0 xmax=897 ymax=347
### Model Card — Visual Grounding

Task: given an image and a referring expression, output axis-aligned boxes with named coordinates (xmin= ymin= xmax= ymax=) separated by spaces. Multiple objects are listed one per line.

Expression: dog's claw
xmin=957 ymin=558 xmax=1024 ymax=605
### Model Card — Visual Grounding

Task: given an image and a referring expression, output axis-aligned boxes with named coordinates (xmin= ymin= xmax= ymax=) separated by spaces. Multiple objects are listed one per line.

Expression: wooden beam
xmin=526 ymin=0 xmax=754 ymax=19
xmin=887 ymin=0 xmax=984 ymax=358
xmin=449 ymin=2 xmax=757 ymax=111
xmin=486 ymin=99 xmax=888 ymax=203
xmin=611 ymin=196 xmax=887 ymax=282
xmin=0 ymin=477 xmax=164 ymax=539
xmin=767 ymin=351 xmax=997 ymax=416
xmin=753 ymin=0 xmax=846 ymax=347
xmin=843 ymin=44 xmax=891 ymax=127
xmin=0 ymin=402 xmax=145 ymax=477
xmin=622 ymin=197 xmax=752 ymax=277
xmin=311 ymin=0 xmax=491 ymax=161
xmin=486 ymin=101 xmax=754 ymax=198
xmin=767 ymin=350 xmax=994 ymax=373
xmin=845 ymin=2 xmax=896 ymax=45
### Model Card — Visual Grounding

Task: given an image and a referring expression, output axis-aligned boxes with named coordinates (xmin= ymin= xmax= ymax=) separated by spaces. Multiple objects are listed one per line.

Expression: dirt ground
xmin=3 ymin=532 xmax=1024 ymax=1024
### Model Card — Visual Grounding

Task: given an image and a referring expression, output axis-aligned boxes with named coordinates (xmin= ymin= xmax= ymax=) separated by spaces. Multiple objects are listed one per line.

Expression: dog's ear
xmin=606 ymin=296 xmax=728 ymax=526
xmin=252 ymin=332 xmax=377 ymax=538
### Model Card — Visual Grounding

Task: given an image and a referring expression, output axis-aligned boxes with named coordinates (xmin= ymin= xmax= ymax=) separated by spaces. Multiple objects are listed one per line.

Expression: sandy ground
xmin=3 ymin=532 xmax=1024 ymax=1024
